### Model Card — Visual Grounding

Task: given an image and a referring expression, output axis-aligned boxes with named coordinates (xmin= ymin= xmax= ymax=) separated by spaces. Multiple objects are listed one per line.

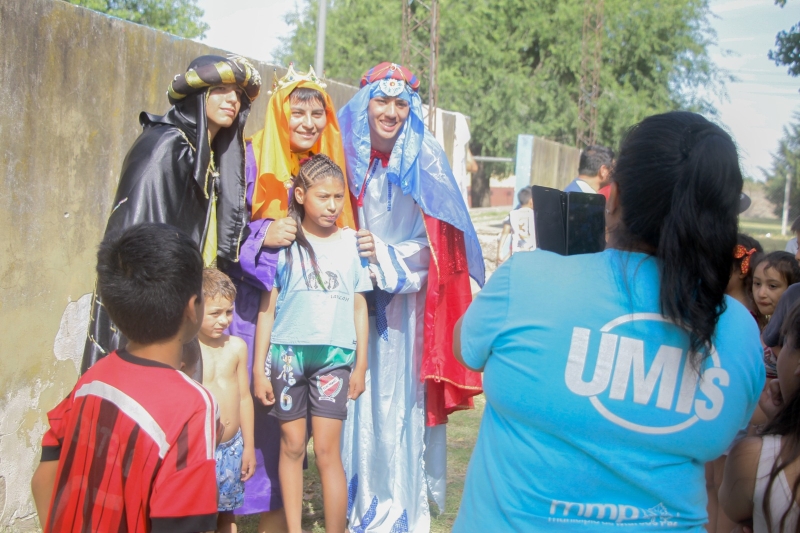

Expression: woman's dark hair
xmin=516 ymin=186 xmax=532 ymax=208
xmin=755 ymin=251 xmax=800 ymax=287
xmin=612 ymin=112 xmax=742 ymax=364
xmin=761 ymin=304 xmax=800 ymax=532
xmin=285 ymin=153 xmax=345 ymax=288
xmin=289 ymin=86 xmax=326 ymax=109
xmin=97 ymin=223 xmax=203 ymax=344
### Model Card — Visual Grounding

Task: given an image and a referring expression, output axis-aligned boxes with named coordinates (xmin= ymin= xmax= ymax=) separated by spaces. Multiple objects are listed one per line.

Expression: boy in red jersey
xmin=31 ymin=223 xmax=218 ymax=533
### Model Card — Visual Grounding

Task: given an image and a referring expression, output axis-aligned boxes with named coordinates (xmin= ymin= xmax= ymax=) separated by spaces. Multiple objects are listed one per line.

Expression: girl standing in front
xmin=252 ymin=154 xmax=371 ymax=533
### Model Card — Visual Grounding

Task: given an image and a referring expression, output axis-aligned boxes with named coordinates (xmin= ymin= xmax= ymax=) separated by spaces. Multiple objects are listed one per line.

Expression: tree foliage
xmin=769 ymin=0 xmax=800 ymax=78
xmin=764 ymin=112 xmax=800 ymax=218
xmin=279 ymin=0 xmax=723 ymax=205
xmin=64 ymin=0 xmax=209 ymax=39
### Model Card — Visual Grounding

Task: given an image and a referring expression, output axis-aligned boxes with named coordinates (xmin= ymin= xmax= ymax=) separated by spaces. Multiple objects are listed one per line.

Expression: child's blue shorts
xmin=215 ymin=428 xmax=245 ymax=512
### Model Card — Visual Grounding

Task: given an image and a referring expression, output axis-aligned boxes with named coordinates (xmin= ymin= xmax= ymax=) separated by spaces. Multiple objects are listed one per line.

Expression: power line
xmin=576 ymin=0 xmax=604 ymax=148
xmin=402 ymin=0 xmax=439 ymax=133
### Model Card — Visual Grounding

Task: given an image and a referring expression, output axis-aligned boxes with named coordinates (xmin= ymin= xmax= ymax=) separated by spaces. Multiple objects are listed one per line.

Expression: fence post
xmin=515 ymin=134 xmax=534 ymax=194
xmin=782 ymin=172 xmax=791 ymax=236
xmin=314 ymin=0 xmax=328 ymax=74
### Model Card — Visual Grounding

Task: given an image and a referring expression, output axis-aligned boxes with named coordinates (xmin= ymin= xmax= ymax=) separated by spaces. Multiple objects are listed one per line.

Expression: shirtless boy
xmin=199 ymin=268 xmax=256 ymax=533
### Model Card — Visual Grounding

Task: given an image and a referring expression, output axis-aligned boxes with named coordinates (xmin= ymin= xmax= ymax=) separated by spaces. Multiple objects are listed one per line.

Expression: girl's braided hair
xmin=285 ymin=153 xmax=346 ymax=289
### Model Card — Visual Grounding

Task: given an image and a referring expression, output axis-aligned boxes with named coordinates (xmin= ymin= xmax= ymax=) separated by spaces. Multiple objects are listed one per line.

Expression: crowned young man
xmin=222 ymin=64 xmax=354 ymax=531
xmin=338 ymin=63 xmax=485 ymax=532
xmin=81 ymin=55 xmax=261 ymax=373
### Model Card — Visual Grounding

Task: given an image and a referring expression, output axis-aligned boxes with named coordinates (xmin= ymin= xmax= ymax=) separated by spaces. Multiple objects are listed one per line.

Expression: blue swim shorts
xmin=215 ymin=428 xmax=245 ymax=512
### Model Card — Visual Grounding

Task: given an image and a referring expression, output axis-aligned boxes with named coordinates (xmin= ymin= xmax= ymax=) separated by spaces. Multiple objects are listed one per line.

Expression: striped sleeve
xmin=41 ymin=395 xmax=73 ymax=461
xmin=149 ymin=377 xmax=218 ymax=533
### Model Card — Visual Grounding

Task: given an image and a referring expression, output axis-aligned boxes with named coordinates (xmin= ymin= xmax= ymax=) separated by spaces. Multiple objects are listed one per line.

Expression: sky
xmin=196 ymin=0 xmax=800 ymax=180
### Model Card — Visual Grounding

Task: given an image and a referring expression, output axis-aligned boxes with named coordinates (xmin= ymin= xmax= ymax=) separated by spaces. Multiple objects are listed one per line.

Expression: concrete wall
xmin=0 ymin=0 xmax=462 ymax=528
xmin=515 ymin=134 xmax=581 ymax=192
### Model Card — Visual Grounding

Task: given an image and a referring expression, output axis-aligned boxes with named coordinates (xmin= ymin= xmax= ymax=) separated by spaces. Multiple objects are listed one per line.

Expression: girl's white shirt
xmin=754 ymin=434 xmax=800 ymax=533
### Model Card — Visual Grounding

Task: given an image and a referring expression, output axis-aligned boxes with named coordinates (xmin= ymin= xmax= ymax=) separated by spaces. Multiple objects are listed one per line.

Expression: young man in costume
xmin=81 ymin=55 xmax=261 ymax=374
xmin=338 ymin=62 xmax=485 ymax=532
xmin=223 ymin=65 xmax=354 ymax=532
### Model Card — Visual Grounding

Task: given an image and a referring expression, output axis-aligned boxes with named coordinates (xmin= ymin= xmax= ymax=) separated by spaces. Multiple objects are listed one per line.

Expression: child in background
xmin=720 ymin=304 xmax=800 ymax=532
xmin=496 ymin=186 xmax=535 ymax=265
xmin=252 ymin=154 xmax=371 ymax=533
xmin=784 ymin=215 xmax=800 ymax=257
xmin=30 ymin=223 xmax=218 ymax=533
xmin=754 ymin=252 xmax=800 ymax=378
xmin=706 ymin=233 xmax=765 ymax=533
xmin=198 ymin=268 xmax=256 ymax=533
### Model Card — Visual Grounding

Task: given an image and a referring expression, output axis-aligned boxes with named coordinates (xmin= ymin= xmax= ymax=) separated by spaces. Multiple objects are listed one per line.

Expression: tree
xmin=769 ymin=0 xmax=800 ymax=78
xmin=764 ymin=112 xmax=800 ymax=221
xmin=64 ymin=0 xmax=209 ymax=39
xmin=280 ymin=0 xmax=723 ymax=206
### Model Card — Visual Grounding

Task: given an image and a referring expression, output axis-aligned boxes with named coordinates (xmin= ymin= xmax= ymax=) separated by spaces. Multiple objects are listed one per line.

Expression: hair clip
xmin=733 ymin=245 xmax=757 ymax=275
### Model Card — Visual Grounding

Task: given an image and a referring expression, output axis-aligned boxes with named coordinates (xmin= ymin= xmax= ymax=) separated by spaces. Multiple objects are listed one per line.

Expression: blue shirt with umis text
xmin=453 ymin=248 xmax=764 ymax=532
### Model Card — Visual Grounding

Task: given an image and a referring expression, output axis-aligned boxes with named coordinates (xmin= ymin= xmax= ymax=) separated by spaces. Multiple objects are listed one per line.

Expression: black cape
xmin=81 ymin=65 xmax=252 ymax=373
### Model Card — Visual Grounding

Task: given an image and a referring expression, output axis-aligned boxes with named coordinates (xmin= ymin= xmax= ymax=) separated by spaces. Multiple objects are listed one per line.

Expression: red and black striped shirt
xmin=41 ymin=349 xmax=218 ymax=533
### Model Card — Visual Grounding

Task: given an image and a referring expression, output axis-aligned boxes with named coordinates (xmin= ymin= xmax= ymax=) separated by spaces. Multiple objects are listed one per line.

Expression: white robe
xmin=342 ymin=163 xmax=447 ymax=533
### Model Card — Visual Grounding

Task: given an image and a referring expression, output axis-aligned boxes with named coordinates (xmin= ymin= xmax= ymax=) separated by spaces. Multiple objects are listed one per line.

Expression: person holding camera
xmin=453 ymin=111 xmax=765 ymax=532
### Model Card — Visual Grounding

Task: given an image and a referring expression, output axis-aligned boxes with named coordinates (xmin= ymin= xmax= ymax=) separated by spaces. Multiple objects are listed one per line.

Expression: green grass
xmin=237 ymin=396 xmax=485 ymax=532
xmin=739 ymin=217 xmax=791 ymax=253
xmin=468 ymin=207 xmax=512 ymax=224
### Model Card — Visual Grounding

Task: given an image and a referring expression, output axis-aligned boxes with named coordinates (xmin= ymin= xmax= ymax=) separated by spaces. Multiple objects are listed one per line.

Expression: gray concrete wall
xmin=0 ymin=0 xmax=460 ymax=528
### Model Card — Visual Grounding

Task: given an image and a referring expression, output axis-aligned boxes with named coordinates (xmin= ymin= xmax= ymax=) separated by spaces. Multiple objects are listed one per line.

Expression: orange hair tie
xmin=733 ymin=245 xmax=757 ymax=275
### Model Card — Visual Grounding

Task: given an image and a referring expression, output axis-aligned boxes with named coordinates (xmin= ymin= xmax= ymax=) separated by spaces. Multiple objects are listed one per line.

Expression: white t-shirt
xmin=785 ymin=237 xmax=798 ymax=255
xmin=272 ymin=228 xmax=372 ymax=349
xmin=508 ymin=206 xmax=536 ymax=252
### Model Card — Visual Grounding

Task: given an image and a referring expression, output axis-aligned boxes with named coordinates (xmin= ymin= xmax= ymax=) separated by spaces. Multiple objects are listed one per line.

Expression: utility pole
xmin=783 ymin=171 xmax=792 ymax=236
xmin=314 ymin=0 xmax=328 ymax=74
xmin=576 ymin=0 xmax=604 ymax=148
xmin=402 ymin=0 xmax=439 ymax=134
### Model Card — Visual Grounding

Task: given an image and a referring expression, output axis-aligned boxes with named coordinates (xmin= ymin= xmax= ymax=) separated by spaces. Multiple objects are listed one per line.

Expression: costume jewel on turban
xmin=249 ymin=64 xmax=354 ymax=228
xmin=338 ymin=62 xmax=485 ymax=425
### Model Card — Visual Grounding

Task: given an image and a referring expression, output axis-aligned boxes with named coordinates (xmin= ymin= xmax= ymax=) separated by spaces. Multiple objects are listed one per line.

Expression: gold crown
xmin=267 ymin=63 xmax=326 ymax=95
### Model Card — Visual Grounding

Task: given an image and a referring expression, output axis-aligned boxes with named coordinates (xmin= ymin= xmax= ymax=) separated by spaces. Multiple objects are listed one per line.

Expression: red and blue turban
xmin=360 ymin=62 xmax=420 ymax=91
xmin=339 ymin=63 xmax=425 ymax=204
xmin=338 ymin=62 xmax=482 ymax=285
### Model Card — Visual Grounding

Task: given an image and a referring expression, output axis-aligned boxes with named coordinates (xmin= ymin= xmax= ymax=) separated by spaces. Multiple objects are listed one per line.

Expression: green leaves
xmin=280 ymin=0 xmax=720 ymax=194
xmin=764 ymin=112 xmax=800 ymax=217
xmin=64 ymin=0 xmax=209 ymax=39
xmin=769 ymin=0 xmax=800 ymax=80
